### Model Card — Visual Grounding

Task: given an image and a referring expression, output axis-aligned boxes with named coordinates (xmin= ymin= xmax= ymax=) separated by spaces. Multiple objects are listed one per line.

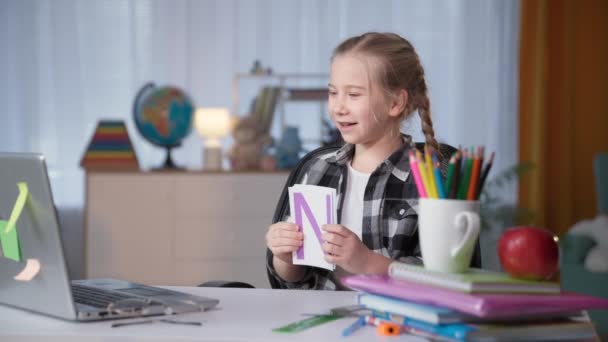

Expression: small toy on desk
xmin=568 ymin=215 xmax=608 ymax=272
xmin=560 ymin=153 xmax=608 ymax=336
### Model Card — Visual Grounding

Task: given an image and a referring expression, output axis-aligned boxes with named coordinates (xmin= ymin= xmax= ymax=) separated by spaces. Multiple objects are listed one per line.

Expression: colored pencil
xmin=476 ymin=151 xmax=495 ymax=198
xmin=444 ymin=153 xmax=456 ymax=199
xmin=409 ymin=151 xmax=427 ymax=198
xmin=449 ymin=152 xmax=461 ymax=199
xmin=432 ymin=155 xmax=446 ymax=199
xmin=456 ymin=150 xmax=467 ymax=199
xmin=458 ymin=150 xmax=473 ymax=200
xmin=416 ymin=150 xmax=432 ymax=198
xmin=424 ymin=146 xmax=438 ymax=198
xmin=467 ymin=147 xmax=482 ymax=200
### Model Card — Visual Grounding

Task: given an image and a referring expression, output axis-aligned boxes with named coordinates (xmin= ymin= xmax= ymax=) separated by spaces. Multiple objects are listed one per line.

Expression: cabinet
xmin=231 ymin=73 xmax=329 ymax=149
xmin=84 ymin=171 xmax=288 ymax=288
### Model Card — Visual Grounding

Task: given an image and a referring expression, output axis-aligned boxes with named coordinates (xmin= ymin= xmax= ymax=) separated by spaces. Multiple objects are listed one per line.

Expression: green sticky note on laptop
xmin=0 ymin=220 xmax=22 ymax=262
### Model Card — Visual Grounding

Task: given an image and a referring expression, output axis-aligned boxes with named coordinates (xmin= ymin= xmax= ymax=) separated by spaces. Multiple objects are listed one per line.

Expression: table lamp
xmin=195 ymin=107 xmax=231 ymax=171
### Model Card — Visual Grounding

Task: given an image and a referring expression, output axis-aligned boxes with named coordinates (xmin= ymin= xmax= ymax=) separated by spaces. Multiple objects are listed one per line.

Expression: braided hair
xmin=332 ymin=32 xmax=440 ymax=154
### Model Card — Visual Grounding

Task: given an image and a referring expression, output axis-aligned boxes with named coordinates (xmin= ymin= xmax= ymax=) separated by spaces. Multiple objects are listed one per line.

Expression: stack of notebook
xmin=342 ymin=262 xmax=608 ymax=341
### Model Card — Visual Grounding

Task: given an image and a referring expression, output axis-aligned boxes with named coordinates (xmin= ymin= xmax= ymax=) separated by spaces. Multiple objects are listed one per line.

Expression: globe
xmin=133 ymin=83 xmax=194 ymax=169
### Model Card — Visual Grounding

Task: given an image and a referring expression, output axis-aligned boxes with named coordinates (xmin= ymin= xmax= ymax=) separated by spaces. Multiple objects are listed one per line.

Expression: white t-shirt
xmin=340 ymin=162 xmax=371 ymax=239
xmin=333 ymin=162 xmax=371 ymax=287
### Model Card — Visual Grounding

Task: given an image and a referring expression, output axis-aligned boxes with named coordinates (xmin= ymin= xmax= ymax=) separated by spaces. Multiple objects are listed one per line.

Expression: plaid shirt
xmin=267 ymin=135 xmax=424 ymax=290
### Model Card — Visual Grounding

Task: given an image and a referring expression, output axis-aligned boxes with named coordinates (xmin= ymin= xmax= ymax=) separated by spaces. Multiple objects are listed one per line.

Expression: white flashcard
xmin=288 ymin=184 xmax=336 ymax=271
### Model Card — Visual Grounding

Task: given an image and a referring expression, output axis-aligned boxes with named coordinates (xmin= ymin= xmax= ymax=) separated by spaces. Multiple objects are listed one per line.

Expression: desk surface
xmin=0 ymin=287 xmax=429 ymax=342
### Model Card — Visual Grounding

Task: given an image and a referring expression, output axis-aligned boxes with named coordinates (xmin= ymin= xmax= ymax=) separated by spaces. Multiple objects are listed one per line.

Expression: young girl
xmin=265 ymin=32 xmax=440 ymax=290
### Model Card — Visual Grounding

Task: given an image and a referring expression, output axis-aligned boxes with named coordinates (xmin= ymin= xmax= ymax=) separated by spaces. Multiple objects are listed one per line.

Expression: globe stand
xmin=155 ymin=146 xmax=184 ymax=170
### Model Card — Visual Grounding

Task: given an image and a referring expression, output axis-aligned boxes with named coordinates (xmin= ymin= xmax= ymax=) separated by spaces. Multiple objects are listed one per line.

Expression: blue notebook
xmin=373 ymin=311 xmax=595 ymax=342
xmin=358 ymin=293 xmax=473 ymax=325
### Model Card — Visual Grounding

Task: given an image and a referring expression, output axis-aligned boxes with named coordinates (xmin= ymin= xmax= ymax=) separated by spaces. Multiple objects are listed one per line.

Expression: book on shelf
xmin=252 ymin=86 xmax=281 ymax=134
xmin=373 ymin=311 xmax=595 ymax=342
xmin=342 ymin=274 xmax=608 ymax=318
xmin=388 ymin=262 xmax=560 ymax=294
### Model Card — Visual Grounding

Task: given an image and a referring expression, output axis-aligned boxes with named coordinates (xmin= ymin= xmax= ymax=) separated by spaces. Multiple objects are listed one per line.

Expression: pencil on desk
xmin=476 ymin=151 xmax=495 ymax=198
xmin=409 ymin=151 xmax=427 ymax=198
xmin=467 ymin=147 xmax=482 ymax=200
xmin=342 ymin=316 xmax=366 ymax=337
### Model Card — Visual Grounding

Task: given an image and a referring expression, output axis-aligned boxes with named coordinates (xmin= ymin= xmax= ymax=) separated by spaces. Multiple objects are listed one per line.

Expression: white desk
xmin=0 ymin=287 xmax=429 ymax=342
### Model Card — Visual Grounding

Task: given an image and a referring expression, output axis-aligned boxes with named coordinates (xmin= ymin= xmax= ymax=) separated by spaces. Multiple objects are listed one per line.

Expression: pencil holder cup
xmin=418 ymin=198 xmax=480 ymax=273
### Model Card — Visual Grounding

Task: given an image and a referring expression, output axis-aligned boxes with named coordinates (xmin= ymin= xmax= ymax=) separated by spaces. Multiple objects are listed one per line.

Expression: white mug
xmin=418 ymin=198 xmax=481 ymax=273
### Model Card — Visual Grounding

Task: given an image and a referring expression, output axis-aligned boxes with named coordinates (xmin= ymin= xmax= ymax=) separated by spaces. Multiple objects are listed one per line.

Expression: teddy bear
xmin=228 ymin=116 xmax=272 ymax=171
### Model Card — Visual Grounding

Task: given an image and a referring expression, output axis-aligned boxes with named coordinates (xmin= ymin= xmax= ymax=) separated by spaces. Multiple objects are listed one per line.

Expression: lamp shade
xmin=195 ymin=107 xmax=231 ymax=141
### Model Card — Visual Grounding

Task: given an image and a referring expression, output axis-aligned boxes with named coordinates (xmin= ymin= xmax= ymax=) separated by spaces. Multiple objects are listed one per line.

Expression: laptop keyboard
xmin=72 ymin=284 xmax=135 ymax=308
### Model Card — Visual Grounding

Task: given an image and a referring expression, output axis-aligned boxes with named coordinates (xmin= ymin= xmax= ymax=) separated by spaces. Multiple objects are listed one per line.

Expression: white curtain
xmin=1 ymin=0 xmax=519 ymax=275
xmin=1 ymin=0 xmax=519 ymax=208
xmin=1 ymin=1 xmax=519 ymax=276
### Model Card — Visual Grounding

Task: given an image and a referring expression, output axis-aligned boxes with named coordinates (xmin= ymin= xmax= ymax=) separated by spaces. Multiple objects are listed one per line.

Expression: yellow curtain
xmin=519 ymin=0 xmax=608 ymax=236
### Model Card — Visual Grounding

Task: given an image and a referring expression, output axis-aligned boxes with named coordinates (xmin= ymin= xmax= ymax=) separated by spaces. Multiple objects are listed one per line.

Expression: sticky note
xmin=0 ymin=182 xmax=28 ymax=262
xmin=0 ymin=220 xmax=21 ymax=262
xmin=5 ymin=182 xmax=29 ymax=234
xmin=14 ymin=258 xmax=41 ymax=281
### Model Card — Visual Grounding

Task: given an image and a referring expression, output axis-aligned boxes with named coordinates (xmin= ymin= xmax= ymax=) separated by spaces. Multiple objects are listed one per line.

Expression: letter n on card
xmin=288 ymin=185 xmax=336 ymax=271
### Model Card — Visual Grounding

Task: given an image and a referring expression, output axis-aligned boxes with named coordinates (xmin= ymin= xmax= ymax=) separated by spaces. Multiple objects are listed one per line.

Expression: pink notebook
xmin=342 ymin=275 xmax=608 ymax=318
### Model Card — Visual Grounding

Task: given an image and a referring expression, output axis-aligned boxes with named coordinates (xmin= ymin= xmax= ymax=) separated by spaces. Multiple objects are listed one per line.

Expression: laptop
xmin=0 ymin=152 xmax=219 ymax=321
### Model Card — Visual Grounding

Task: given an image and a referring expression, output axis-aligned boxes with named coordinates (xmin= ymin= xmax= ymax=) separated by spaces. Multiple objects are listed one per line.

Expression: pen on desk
xmin=341 ymin=316 xmax=366 ymax=337
xmin=159 ymin=318 xmax=203 ymax=326
xmin=111 ymin=319 xmax=154 ymax=328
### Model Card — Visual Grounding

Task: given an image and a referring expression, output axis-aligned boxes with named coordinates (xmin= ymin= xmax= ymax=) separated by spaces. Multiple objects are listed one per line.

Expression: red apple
xmin=498 ymin=226 xmax=559 ymax=280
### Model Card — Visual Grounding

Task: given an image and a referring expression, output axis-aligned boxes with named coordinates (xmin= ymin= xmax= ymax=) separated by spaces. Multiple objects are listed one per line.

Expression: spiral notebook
xmin=342 ymin=274 xmax=608 ymax=318
xmin=388 ymin=262 xmax=560 ymax=294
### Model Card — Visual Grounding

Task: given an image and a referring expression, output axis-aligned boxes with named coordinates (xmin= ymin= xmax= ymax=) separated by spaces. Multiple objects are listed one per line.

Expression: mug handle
xmin=450 ymin=211 xmax=481 ymax=258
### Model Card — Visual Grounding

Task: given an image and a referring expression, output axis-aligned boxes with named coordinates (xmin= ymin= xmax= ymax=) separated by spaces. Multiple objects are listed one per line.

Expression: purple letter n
xmin=293 ymin=192 xmax=333 ymax=259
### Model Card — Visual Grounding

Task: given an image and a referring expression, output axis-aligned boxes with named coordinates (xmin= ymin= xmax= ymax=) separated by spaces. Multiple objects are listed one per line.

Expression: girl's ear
xmin=388 ymin=89 xmax=408 ymax=118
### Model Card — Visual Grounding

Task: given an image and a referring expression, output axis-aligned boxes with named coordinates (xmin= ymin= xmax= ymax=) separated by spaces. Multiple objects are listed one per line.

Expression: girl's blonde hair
xmin=332 ymin=32 xmax=439 ymax=152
